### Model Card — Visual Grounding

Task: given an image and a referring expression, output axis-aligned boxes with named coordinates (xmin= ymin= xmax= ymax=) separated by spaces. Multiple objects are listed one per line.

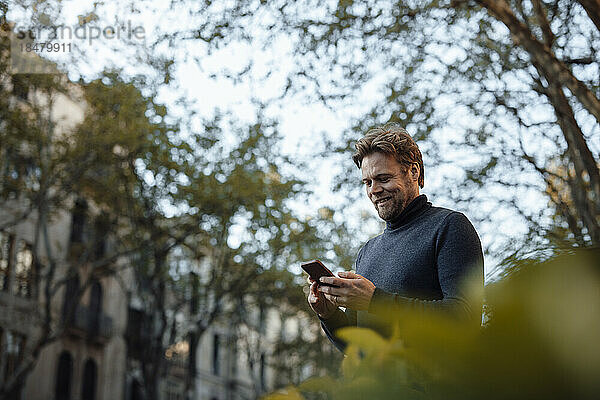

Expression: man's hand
xmin=318 ymin=271 xmax=376 ymax=311
xmin=307 ymin=277 xmax=337 ymax=319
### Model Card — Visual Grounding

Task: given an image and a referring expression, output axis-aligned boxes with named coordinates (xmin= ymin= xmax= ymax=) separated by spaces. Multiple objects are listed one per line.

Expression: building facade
xmin=0 ymin=61 xmax=129 ymax=400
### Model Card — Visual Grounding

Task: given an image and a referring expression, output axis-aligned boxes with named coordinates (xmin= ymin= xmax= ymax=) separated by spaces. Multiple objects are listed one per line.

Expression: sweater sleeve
xmin=320 ymin=249 xmax=364 ymax=353
xmin=319 ymin=307 xmax=357 ymax=353
xmin=368 ymin=212 xmax=484 ymax=324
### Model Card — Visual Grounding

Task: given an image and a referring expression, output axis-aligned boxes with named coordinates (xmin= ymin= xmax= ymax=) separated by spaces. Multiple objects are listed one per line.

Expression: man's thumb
xmin=338 ymin=270 xmax=359 ymax=278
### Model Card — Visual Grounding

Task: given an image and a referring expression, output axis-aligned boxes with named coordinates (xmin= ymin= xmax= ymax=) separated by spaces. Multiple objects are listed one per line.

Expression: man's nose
xmin=369 ymin=181 xmax=383 ymax=196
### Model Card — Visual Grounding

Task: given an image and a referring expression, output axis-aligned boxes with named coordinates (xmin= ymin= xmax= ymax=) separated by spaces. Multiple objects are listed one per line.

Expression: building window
xmin=55 ymin=351 xmax=73 ymax=400
xmin=88 ymin=281 xmax=102 ymax=336
xmin=70 ymin=198 xmax=88 ymax=244
xmin=129 ymin=378 xmax=143 ymax=400
xmin=0 ymin=328 xmax=3 ymax=377
xmin=258 ymin=306 xmax=266 ymax=334
xmin=11 ymin=75 xmax=29 ymax=101
xmin=62 ymin=274 xmax=80 ymax=324
xmin=212 ymin=334 xmax=220 ymax=376
xmin=231 ymin=339 xmax=238 ymax=377
xmin=93 ymin=213 xmax=109 ymax=260
xmin=81 ymin=358 xmax=97 ymax=400
xmin=2 ymin=331 xmax=26 ymax=382
xmin=164 ymin=379 xmax=183 ymax=400
xmin=0 ymin=231 xmax=13 ymax=291
xmin=126 ymin=307 xmax=147 ymax=360
xmin=260 ymin=353 xmax=266 ymax=391
xmin=13 ymin=240 xmax=34 ymax=298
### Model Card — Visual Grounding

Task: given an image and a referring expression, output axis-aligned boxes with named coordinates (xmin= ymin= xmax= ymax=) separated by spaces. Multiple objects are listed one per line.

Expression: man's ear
xmin=410 ymin=164 xmax=419 ymax=181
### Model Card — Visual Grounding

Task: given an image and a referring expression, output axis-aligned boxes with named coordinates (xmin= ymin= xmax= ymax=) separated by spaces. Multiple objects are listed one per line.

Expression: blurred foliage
xmin=264 ymin=249 xmax=600 ymax=400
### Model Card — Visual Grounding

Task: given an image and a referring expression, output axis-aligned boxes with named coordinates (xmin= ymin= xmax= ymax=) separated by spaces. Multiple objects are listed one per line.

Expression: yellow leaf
xmin=298 ymin=375 xmax=339 ymax=394
xmin=341 ymin=344 xmax=361 ymax=379
xmin=262 ymin=386 xmax=304 ymax=400
xmin=337 ymin=327 xmax=388 ymax=353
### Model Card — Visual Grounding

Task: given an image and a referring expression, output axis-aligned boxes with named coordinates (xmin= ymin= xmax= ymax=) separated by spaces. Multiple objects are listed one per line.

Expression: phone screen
xmin=301 ymin=260 xmax=338 ymax=287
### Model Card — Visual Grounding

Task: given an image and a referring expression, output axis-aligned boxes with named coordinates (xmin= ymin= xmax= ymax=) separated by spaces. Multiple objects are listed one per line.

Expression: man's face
xmin=361 ymin=152 xmax=419 ymax=221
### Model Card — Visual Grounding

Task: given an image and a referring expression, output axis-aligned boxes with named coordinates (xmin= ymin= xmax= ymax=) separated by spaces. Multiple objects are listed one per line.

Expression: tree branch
xmin=531 ymin=0 xmax=555 ymax=46
xmin=476 ymin=0 xmax=600 ymax=125
xmin=575 ymin=0 xmax=600 ymax=33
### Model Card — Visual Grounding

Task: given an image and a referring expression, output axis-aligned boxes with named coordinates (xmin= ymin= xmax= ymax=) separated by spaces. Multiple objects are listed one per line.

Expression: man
xmin=308 ymin=123 xmax=484 ymax=352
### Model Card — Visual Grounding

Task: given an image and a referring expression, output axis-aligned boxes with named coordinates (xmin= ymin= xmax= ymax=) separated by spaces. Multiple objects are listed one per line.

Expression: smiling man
xmin=307 ymin=123 xmax=484 ymax=352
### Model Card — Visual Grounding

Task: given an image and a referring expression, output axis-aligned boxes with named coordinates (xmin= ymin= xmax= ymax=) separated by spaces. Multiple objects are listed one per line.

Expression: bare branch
xmin=477 ymin=0 xmax=600 ymax=125
xmin=575 ymin=0 xmax=600 ymax=32
xmin=532 ymin=0 xmax=555 ymax=46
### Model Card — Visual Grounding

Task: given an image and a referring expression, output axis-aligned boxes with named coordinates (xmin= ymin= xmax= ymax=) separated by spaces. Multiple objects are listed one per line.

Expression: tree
xmin=0 ymin=33 xmax=170 ymax=399
xmin=67 ymin=72 xmax=196 ymax=400
xmin=1 ymin=27 xmax=100 ymax=398
xmin=169 ymin=117 xmax=352 ymax=399
xmin=73 ymin=73 xmax=352 ymax=399
xmin=462 ymin=0 xmax=600 ymax=249
xmin=148 ymin=0 xmax=599 ymax=261
xmin=2 ymin=8 xmax=360 ymax=397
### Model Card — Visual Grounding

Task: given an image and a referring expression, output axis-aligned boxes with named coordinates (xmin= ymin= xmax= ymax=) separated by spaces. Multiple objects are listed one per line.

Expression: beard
xmin=374 ymin=190 xmax=407 ymax=221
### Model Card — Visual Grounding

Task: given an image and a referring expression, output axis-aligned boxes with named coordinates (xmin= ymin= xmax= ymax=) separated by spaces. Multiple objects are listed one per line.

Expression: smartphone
xmin=301 ymin=260 xmax=338 ymax=287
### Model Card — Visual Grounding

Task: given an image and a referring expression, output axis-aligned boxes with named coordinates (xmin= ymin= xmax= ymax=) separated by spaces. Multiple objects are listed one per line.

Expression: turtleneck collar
xmin=385 ymin=194 xmax=431 ymax=230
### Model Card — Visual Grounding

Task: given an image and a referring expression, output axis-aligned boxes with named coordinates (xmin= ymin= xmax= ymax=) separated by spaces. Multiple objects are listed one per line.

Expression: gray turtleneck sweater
xmin=320 ymin=195 xmax=484 ymax=352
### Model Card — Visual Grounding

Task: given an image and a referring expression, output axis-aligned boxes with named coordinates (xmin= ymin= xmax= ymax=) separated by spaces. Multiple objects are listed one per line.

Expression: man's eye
xmin=380 ymin=178 xmax=390 ymax=183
